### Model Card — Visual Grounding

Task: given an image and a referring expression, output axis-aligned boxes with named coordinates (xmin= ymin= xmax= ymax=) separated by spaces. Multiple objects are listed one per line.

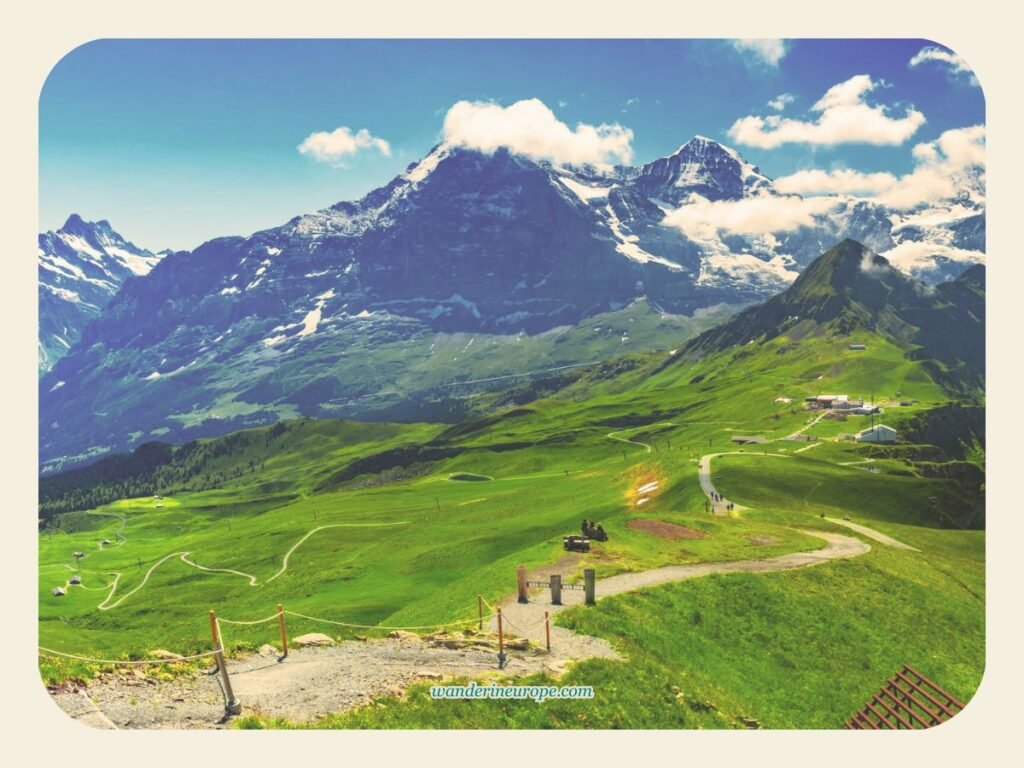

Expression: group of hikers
xmin=581 ymin=519 xmax=608 ymax=541
xmin=710 ymin=492 xmax=734 ymax=512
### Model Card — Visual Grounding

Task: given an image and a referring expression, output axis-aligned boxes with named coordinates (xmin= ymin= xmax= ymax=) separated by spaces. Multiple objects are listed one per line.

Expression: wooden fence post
xmin=550 ymin=574 xmax=562 ymax=605
xmin=209 ymin=610 xmax=241 ymax=716
xmin=496 ymin=607 xmax=506 ymax=669
xmin=277 ymin=604 xmax=288 ymax=659
xmin=584 ymin=569 xmax=596 ymax=606
xmin=517 ymin=564 xmax=528 ymax=604
xmin=544 ymin=611 xmax=551 ymax=652
xmin=477 ymin=594 xmax=483 ymax=630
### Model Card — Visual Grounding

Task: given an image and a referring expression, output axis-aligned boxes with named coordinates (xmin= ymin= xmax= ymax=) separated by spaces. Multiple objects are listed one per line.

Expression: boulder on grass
xmin=387 ymin=630 xmax=420 ymax=642
xmin=293 ymin=633 xmax=335 ymax=647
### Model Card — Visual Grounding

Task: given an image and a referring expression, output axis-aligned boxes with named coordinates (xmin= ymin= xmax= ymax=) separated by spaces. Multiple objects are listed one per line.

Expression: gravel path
xmin=490 ymin=530 xmax=869 ymax=648
xmin=50 ymin=635 xmax=570 ymax=729
xmin=698 ymin=451 xmax=789 ymax=515
xmin=825 ymin=517 xmax=919 ymax=551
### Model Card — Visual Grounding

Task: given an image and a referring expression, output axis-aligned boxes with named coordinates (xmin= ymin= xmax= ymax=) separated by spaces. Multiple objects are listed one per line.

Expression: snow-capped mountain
xmin=39 ymin=136 xmax=984 ymax=470
xmin=39 ymin=215 xmax=163 ymax=372
xmin=631 ymin=135 xmax=777 ymax=204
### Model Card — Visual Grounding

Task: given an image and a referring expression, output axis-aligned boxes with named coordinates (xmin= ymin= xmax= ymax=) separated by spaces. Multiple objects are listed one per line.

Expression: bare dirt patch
xmin=627 ymin=519 xmax=708 ymax=540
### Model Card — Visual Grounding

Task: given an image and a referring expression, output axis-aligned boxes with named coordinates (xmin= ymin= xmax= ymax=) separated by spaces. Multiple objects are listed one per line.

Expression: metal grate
xmin=845 ymin=664 xmax=966 ymax=729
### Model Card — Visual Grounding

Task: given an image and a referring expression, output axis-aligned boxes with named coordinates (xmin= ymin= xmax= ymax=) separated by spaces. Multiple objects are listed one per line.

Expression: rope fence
xmin=217 ymin=611 xmax=282 ymax=626
xmin=38 ymin=646 xmax=222 ymax=665
xmin=280 ymin=609 xmax=491 ymax=632
xmin=40 ymin=563 xmax=575 ymax=720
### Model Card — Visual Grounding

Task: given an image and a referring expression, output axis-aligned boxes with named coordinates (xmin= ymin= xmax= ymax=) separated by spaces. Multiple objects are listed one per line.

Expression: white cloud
xmin=440 ymin=98 xmax=634 ymax=165
xmin=860 ymin=250 xmax=892 ymax=277
xmin=774 ymin=168 xmax=898 ymax=196
xmin=297 ymin=127 xmax=392 ymax=166
xmin=773 ymin=124 xmax=985 ymax=211
xmin=908 ymin=45 xmax=979 ymax=86
xmin=663 ymin=195 xmax=840 ymax=239
xmin=767 ymin=93 xmax=795 ymax=111
xmin=730 ymin=39 xmax=788 ymax=68
xmin=882 ymin=240 xmax=984 ymax=274
xmin=877 ymin=125 xmax=985 ymax=209
xmin=728 ymin=75 xmax=926 ymax=149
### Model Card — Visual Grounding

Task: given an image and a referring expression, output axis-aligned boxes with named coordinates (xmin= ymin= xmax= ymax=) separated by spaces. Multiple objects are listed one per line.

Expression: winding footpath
xmin=74 ymin=518 xmax=411 ymax=611
xmin=825 ymin=517 xmax=918 ymax=551
xmin=266 ymin=521 xmax=410 ymax=583
xmin=698 ymin=451 xmax=789 ymax=515
xmin=489 ymin=529 xmax=870 ymax=651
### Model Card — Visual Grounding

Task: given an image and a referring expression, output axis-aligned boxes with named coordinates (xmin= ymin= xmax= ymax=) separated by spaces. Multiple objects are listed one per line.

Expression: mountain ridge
xmin=38 ymin=215 xmax=163 ymax=373
xmin=39 ymin=135 xmax=984 ymax=469
xmin=675 ymin=239 xmax=985 ymax=394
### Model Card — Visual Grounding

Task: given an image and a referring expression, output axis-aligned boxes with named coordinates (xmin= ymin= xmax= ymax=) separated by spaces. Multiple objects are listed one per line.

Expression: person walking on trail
xmin=581 ymin=519 xmax=589 ymax=536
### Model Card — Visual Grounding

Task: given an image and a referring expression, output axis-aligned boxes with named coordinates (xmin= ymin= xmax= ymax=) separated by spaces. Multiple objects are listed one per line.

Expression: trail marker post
xmin=584 ymin=569 xmax=596 ymax=606
xmin=477 ymin=594 xmax=484 ymax=630
xmin=277 ymin=603 xmax=288 ymax=660
xmin=208 ymin=610 xmax=241 ymax=716
xmin=550 ymin=574 xmax=562 ymax=605
xmin=544 ymin=611 xmax=551 ymax=652
xmin=516 ymin=564 xmax=528 ymax=604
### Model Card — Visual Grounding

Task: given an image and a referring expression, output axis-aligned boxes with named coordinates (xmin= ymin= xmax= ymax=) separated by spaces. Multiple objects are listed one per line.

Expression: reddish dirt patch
xmin=628 ymin=519 xmax=708 ymax=540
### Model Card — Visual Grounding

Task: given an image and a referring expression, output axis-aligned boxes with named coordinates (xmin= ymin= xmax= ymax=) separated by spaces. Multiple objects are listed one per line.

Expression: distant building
xmin=731 ymin=435 xmax=767 ymax=445
xmin=808 ymin=394 xmax=850 ymax=410
xmin=51 ymin=587 xmax=65 ymax=597
xmin=833 ymin=397 xmax=864 ymax=411
xmin=69 ymin=575 xmax=81 ymax=585
xmin=849 ymin=344 xmax=867 ymax=350
xmin=855 ymin=424 xmax=898 ymax=444
xmin=850 ymin=403 xmax=881 ymax=415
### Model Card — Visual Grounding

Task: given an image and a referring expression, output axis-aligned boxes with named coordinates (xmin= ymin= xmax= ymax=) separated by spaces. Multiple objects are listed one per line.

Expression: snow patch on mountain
xmin=604 ymin=204 xmax=683 ymax=270
xmin=558 ymin=175 xmax=615 ymax=201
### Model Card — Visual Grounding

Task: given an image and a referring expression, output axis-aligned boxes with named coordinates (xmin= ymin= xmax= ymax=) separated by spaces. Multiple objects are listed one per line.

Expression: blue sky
xmin=40 ymin=38 xmax=984 ymax=251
